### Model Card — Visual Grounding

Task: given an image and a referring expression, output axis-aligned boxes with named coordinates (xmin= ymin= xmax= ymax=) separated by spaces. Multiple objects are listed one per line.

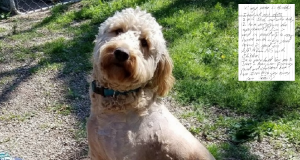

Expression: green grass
xmin=48 ymin=103 xmax=72 ymax=116
xmin=0 ymin=27 xmax=6 ymax=32
xmin=1 ymin=0 xmax=299 ymax=159
xmin=0 ymin=112 xmax=35 ymax=122
xmin=159 ymin=0 xmax=300 ymax=146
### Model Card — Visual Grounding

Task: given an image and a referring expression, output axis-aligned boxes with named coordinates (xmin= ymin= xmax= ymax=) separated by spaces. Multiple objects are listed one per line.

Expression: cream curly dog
xmin=87 ymin=7 xmax=215 ymax=160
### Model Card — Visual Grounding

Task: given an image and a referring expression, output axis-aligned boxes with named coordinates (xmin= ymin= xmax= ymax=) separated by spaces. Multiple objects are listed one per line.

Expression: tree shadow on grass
xmin=0 ymin=62 xmax=40 ymax=107
xmin=209 ymin=142 xmax=261 ymax=160
xmin=221 ymin=81 xmax=300 ymax=157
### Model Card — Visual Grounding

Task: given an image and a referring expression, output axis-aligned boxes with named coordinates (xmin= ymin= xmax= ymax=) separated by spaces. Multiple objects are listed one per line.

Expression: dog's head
xmin=92 ymin=8 xmax=174 ymax=96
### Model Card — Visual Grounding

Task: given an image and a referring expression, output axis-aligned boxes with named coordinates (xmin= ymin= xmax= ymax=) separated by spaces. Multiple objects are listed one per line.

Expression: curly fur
xmin=87 ymin=7 xmax=215 ymax=160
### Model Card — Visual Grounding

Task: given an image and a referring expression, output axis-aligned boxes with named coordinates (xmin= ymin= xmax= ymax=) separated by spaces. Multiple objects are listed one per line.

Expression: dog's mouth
xmin=114 ymin=61 xmax=125 ymax=68
xmin=114 ymin=62 xmax=132 ymax=77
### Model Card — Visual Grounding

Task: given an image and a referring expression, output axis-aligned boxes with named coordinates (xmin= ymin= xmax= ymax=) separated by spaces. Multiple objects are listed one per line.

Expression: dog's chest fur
xmin=88 ymin=102 xmax=194 ymax=160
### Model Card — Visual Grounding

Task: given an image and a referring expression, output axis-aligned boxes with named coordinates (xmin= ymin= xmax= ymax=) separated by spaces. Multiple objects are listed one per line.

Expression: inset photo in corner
xmin=238 ymin=4 xmax=295 ymax=81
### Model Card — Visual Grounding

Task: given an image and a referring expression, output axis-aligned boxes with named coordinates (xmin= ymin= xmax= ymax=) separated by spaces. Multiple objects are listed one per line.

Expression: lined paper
xmin=238 ymin=4 xmax=295 ymax=81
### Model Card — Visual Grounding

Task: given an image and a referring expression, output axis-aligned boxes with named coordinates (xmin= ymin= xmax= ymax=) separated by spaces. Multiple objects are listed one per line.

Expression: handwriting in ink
xmin=238 ymin=4 xmax=295 ymax=81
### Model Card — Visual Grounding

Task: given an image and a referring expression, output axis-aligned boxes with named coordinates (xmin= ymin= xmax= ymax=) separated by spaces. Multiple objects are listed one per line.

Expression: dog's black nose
xmin=114 ymin=48 xmax=129 ymax=62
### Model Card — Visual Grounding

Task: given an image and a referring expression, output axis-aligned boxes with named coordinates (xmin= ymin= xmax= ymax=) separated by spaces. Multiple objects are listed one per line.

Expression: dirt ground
xmin=0 ymin=3 xmax=299 ymax=160
xmin=0 ymin=8 xmax=89 ymax=159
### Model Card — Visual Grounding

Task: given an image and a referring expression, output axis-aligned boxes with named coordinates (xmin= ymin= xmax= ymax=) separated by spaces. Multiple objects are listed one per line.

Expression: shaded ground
xmin=0 ymin=3 xmax=299 ymax=160
xmin=0 ymin=8 xmax=89 ymax=159
xmin=0 ymin=61 xmax=89 ymax=159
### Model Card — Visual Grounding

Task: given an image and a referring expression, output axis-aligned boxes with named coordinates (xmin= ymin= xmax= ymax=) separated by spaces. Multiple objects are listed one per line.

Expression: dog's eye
xmin=140 ymin=39 xmax=148 ymax=47
xmin=114 ymin=29 xmax=123 ymax=35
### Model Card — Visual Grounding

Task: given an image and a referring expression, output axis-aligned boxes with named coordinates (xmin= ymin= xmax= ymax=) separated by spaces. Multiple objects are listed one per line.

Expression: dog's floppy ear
xmin=152 ymin=53 xmax=175 ymax=96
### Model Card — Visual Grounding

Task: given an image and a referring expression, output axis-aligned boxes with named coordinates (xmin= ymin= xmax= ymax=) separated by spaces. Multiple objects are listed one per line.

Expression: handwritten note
xmin=238 ymin=4 xmax=295 ymax=81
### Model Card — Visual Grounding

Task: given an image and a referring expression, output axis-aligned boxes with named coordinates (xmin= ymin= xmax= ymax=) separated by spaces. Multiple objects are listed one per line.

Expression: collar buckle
xmin=91 ymin=80 xmax=104 ymax=96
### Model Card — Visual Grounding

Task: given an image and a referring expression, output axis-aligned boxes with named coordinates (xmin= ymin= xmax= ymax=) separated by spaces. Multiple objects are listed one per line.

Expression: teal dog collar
xmin=92 ymin=80 xmax=140 ymax=97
